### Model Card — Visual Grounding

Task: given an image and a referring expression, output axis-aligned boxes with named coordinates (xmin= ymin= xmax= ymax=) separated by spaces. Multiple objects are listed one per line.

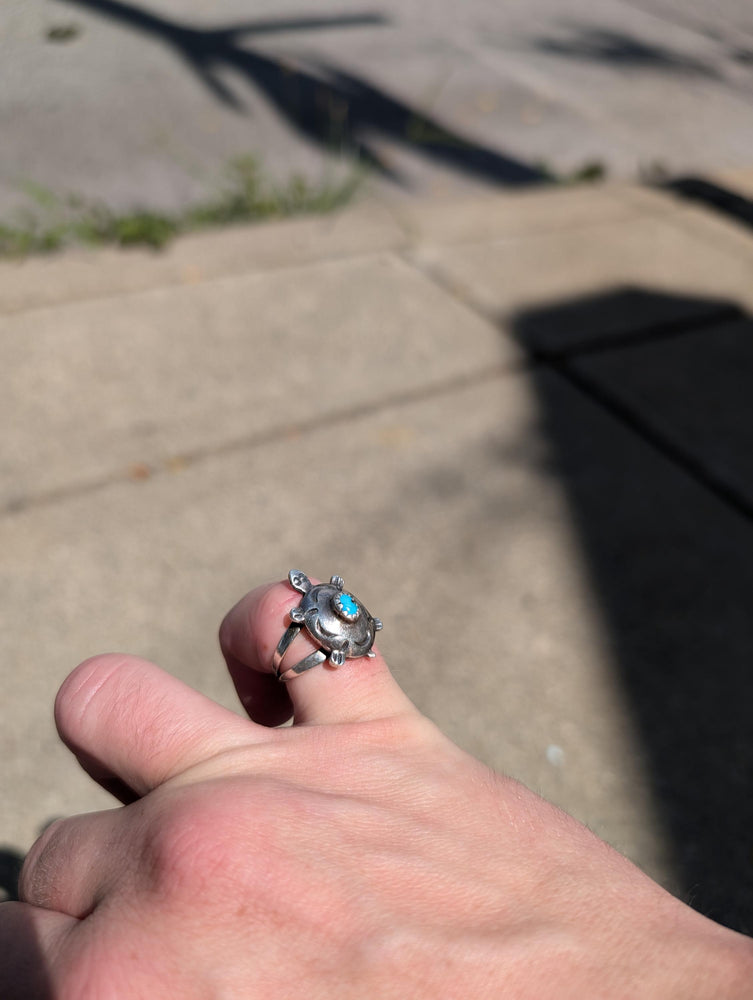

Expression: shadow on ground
xmin=0 ymin=846 xmax=23 ymax=902
xmin=529 ymin=22 xmax=720 ymax=78
xmin=56 ymin=0 xmax=546 ymax=189
xmin=664 ymin=177 xmax=753 ymax=233
xmin=512 ymin=287 xmax=753 ymax=933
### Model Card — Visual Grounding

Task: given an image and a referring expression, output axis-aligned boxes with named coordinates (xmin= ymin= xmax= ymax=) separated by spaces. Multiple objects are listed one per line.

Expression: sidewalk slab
xmin=2 ymin=252 xmax=509 ymax=511
xmin=0 ymin=202 xmax=407 ymax=317
xmin=387 ymin=182 xmax=675 ymax=247
xmin=408 ymin=209 xmax=753 ymax=355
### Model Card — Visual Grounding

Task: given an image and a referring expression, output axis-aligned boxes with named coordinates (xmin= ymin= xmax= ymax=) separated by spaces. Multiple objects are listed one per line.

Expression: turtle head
xmin=289 ymin=570 xmax=312 ymax=594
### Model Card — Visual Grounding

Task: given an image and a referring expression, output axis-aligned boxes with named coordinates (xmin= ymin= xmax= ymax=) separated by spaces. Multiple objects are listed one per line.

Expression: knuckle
xmin=140 ymin=806 xmax=204 ymax=894
xmin=365 ymin=710 xmax=445 ymax=753
xmin=139 ymin=783 xmax=285 ymax=905
xmin=140 ymin=798 xmax=243 ymax=899
xmin=19 ymin=817 xmax=68 ymax=908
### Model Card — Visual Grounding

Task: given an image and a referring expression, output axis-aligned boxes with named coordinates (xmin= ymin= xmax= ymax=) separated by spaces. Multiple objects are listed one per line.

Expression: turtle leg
xmin=328 ymin=639 xmax=350 ymax=667
xmin=307 ymin=613 xmax=347 ymax=666
xmin=326 ymin=633 xmax=350 ymax=667
xmin=330 ymin=575 xmax=345 ymax=590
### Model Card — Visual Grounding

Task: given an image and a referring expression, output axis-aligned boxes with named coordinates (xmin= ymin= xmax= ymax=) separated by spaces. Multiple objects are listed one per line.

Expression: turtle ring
xmin=273 ymin=570 xmax=383 ymax=682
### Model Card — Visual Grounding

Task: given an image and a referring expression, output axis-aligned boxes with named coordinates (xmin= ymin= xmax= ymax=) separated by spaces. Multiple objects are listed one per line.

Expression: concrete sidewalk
xmin=3 ymin=175 xmax=753 ymax=929
xmin=6 ymin=0 xmax=753 ymax=216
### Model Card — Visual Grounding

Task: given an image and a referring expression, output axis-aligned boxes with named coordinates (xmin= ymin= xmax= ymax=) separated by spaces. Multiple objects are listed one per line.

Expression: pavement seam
xmin=602 ymin=185 xmax=681 ymax=216
xmin=0 ymin=187 xmax=675 ymax=320
xmin=1 ymin=362 xmax=524 ymax=520
xmin=451 ymin=33 xmax=627 ymax=137
xmin=0 ymin=239 xmax=409 ymax=320
xmin=548 ymin=358 xmax=753 ymax=525
xmin=390 ymin=201 xmax=674 ymax=253
xmin=662 ymin=206 xmax=753 ymax=266
xmin=526 ymin=305 xmax=746 ymax=361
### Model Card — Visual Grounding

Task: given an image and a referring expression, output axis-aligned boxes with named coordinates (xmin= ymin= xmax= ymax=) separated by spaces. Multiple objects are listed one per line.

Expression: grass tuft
xmin=45 ymin=23 xmax=82 ymax=43
xmin=0 ymin=157 xmax=362 ymax=259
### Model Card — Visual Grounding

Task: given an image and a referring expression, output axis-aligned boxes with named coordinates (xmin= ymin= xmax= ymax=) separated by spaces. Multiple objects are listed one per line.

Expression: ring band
xmin=273 ymin=570 xmax=383 ymax=682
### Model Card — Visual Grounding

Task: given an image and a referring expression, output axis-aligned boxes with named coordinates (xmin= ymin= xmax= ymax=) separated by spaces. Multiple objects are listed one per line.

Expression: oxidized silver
xmin=273 ymin=570 xmax=383 ymax=682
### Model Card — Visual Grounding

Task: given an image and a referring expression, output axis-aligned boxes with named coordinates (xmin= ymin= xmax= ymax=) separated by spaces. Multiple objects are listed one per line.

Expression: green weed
xmin=45 ymin=23 xmax=82 ymax=43
xmin=0 ymin=157 xmax=361 ymax=259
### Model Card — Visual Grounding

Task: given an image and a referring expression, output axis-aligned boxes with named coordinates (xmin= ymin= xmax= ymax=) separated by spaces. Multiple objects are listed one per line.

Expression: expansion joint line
xmin=546 ymin=354 xmax=753 ymax=526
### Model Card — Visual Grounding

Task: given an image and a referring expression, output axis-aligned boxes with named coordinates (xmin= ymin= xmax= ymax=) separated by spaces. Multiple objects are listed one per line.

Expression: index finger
xmin=55 ymin=653 xmax=269 ymax=798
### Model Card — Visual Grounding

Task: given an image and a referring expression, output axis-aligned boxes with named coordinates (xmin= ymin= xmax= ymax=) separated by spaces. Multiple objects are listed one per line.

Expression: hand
xmin=2 ymin=579 xmax=752 ymax=999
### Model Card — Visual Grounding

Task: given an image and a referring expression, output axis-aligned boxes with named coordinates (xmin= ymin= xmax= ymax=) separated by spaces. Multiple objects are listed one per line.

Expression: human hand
xmin=3 ymin=578 xmax=752 ymax=999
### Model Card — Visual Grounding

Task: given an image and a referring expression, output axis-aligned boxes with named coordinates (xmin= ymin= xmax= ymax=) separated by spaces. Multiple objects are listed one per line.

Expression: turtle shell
xmin=299 ymin=582 xmax=377 ymax=659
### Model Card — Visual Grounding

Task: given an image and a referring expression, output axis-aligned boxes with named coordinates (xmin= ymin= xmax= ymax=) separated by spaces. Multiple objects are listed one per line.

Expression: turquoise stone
xmin=335 ymin=592 xmax=359 ymax=619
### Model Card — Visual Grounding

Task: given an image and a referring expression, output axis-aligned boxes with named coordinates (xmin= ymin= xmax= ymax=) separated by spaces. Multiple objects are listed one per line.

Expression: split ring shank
xmin=273 ymin=624 xmax=326 ymax=681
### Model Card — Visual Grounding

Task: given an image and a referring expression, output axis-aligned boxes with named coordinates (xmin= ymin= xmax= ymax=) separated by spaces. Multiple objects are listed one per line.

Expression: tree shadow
xmin=512 ymin=286 xmax=753 ymax=932
xmin=663 ymin=176 xmax=753 ymax=232
xmin=56 ymin=0 xmax=546 ymax=189
xmin=530 ymin=23 xmax=720 ymax=78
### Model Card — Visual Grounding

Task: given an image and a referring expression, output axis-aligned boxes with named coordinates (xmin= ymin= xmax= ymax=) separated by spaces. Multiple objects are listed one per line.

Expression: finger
xmin=19 ymin=812 xmax=121 ymax=919
xmin=0 ymin=901 xmax=77 ymax=1000
xmin=224 ymin=647 xmax=293 ymax=729
xmin=55 ymin=653 xmax=270 ymax=797
xmin=220 ymin=576 xmax=416 ymax=726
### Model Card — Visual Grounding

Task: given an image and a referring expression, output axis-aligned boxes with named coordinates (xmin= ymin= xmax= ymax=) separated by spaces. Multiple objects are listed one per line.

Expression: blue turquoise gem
xmin=335 ymin=592 xmax=359 ymax=618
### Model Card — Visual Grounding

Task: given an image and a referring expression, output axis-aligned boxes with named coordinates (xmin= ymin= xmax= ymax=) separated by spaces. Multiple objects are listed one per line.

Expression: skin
xmin=1 ymin=579 xmax=752 ymax=999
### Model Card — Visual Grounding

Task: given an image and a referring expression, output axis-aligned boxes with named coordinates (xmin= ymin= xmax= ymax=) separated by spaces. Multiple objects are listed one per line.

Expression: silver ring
xmin=273 ymin=570 xmax=383 ymax=682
